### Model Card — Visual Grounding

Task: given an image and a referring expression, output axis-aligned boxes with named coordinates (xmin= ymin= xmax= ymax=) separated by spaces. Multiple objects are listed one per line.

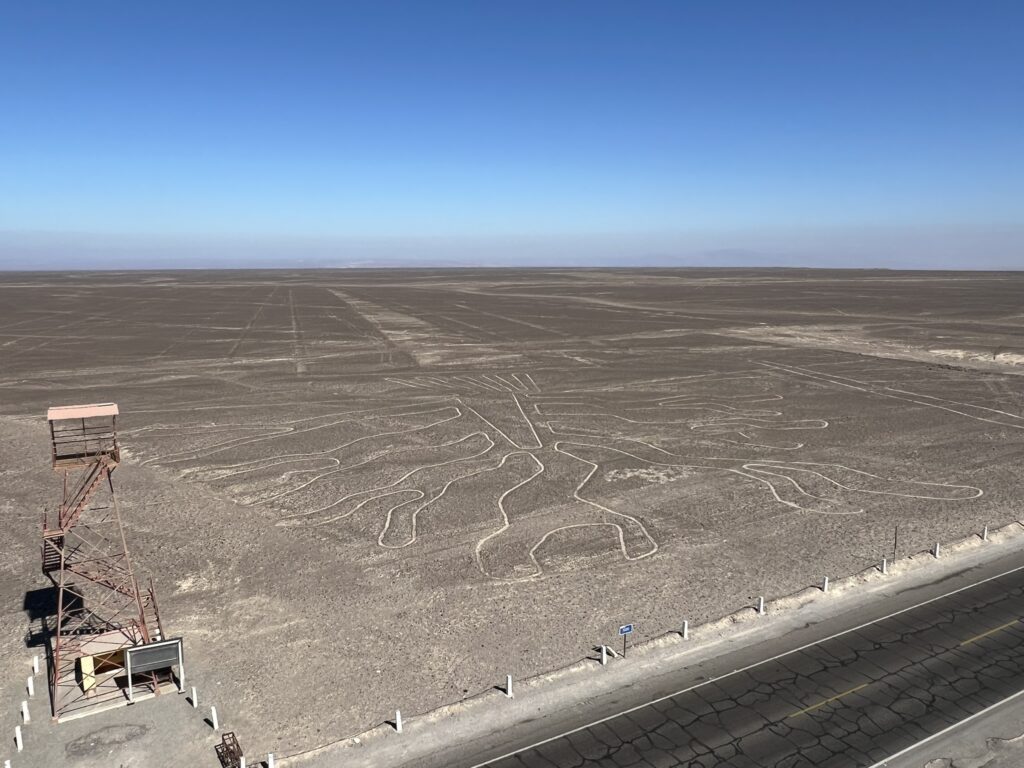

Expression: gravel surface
xmin=0 ymin=268 xmax=1020 ymax=765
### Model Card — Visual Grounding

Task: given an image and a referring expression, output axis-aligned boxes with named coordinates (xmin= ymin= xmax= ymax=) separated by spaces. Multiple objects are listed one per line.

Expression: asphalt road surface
xmin=480 ymin=565 xmax=1024 ymax=768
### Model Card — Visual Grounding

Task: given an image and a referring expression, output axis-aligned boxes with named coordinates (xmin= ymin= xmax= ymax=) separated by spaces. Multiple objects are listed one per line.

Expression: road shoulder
xmin=288 ymin=523 xmax=1024 ymax=768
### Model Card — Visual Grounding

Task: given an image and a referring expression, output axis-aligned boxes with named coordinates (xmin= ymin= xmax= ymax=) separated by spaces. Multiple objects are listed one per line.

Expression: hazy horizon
xmin=2 ymin=3 xmax=1022 ymax=270
xmin=2 ymin=225 xmax=1023 ymax=271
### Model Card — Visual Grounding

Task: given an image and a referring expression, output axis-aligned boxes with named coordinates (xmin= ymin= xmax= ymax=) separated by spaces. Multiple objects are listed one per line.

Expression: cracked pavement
xmin=484 ymin=567 xmax=1024 ymax=767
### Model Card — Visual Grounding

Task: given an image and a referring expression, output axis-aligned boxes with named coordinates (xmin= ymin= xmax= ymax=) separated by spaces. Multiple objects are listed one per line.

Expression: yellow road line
xmin=787 ymin=683 xmax=870 ymax=719
xmin=960 ymin=617 xmax=1022 ymax=646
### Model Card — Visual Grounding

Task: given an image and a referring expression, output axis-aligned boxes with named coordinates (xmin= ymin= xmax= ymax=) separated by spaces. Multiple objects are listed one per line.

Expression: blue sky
xmin=1 ymin=2 xmax=1022 ymax=268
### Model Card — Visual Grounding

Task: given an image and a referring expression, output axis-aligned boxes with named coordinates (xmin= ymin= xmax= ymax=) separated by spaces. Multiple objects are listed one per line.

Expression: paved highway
xmin=478 ymin=563 xmax=1024 ymax=767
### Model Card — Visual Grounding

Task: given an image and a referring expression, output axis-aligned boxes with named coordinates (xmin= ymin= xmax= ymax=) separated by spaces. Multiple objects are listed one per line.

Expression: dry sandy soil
xmin=0 ymin=268 xmax=1021 ymax=762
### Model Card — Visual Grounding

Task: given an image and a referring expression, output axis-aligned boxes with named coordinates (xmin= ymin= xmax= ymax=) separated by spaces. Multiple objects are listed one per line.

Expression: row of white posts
xmin=391 ymin=674 xmax=515 ymax=735
xmin=4 ymin=654 xmax=279 ymax=768
xmin=8 ymin=655 xmax=40 ymax=761
xmin=3 ymin=528 xmax=991 ymax=761
xmin=385 ymin=528 xmax=991 ymax=741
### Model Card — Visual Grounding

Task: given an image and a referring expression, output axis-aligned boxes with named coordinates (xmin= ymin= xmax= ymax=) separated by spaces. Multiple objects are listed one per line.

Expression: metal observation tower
xmin=42 ymin=403 xmax=183 ymax=721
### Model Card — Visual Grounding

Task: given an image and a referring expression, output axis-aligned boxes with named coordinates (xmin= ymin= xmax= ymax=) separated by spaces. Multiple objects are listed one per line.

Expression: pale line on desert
xmin=165 ymin=407 xmax=462 ymax=472
xmin=372 ymin=492 xmax=430 ymax=541
xmin=513 ymin=394 xmax=544 ymax=449
xmin=128 ymin=396 xmax=451 ymax=417
xmin=287 ymin=288 xmax=303 ymax=362
xmin=378 ymin=455 xmax=516 ymax=549
xmin=205 ymin=458 xmax=343 ymax=486
xmin=657 ymin=392 xmax=784 ymax=403
xmin=454 ymin=375 xmax=502 ymax=393
xmin=495 ymin=376 xmax=528 ymax=393
xmin=733 ymin=468 xmax=851 ymax=512
xmin=195 ymin=409 xmax=460 ymax=475
xmin=490 ymin=374 xmax=519 ymax=392
xmin=266 ymin=459 xmax=343 ymax=481
xmin=523 ymin=372 xmax=541 ymax=392
xmin=717 ymin=438 xmax=805 ymax=451
xmin=546 ymin=431 xmax=981 ymax=503
xmin=472 ymin=375 xmax=508 ymax=393
xmin=537 ymin=400 xmax=776 ymax=416
xmin=552 ymin=443 xmax=659 ymax=562
xmin=227 ymin=286 xmax=276 ymax=358
xmin=760 ymin=361 xmax=1024 ymax=431
xmin=556 ymin=439 xmax=838 ymax=516
xmin=386 ymin=378 xmax=431 ymax=390
xmin=473 ymin=452 xmax=546 ymax=579
xmin=122 ymin=423 xmax=272 ymax=437
xmin=147 ymin=405 xmax=460 ymax=466
xmin=479 ymin=374 xmax=512 ymax=392
xmin=291 ymin=433 xmax=497 ymax=522
xmin=538 ymin=410 xmax=823 ymax=431
xmin=433 ymin=312 xmax=497 ymax=338
xmin=389 ymin=377 xmax=445 ymax=391
xmin=539 ymin=401 xmax=782 ymax=419
xmin=743 ymin=460 xmax=984 ymax=499
xmin=140 ymin=426 xmax=293 ymax=465
xmin=281 ymin=489 xmax=422 ymax=527
xmin=690 ymin=418 xmax=829 ymax=431
xmin=473 ymin=374 xmax=505 ymax=392
xmin=489 ymin=374 xmax=522 ymax=393
xmin=495 ymin=374 xmax=527 ymax=393
xmin=459 ymin=400 xmax=524 ymax=449
xmin=561 ymin=372 xmax=765 ymax=393
xmin=885 ymin=386 xmax=1024 ymax=422
xmin=454 ymin=303 xmax=569 ymax=337
xmin=192 ymin=409 xmax=461 ymax=477
xmin=653 ymin=404 xmax=783 ymax=417
xmin=245 ymin=439 xmax=460 ymax=505
xmin=263 ymin=430 xmax=491 ymax=509
xmin=511 ymin=373 xmax=535 ymax=393
xmin=525 ymin=522 xmax=647 ymax=577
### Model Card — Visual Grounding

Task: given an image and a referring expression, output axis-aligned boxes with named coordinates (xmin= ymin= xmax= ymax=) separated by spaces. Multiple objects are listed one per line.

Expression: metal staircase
xmin=41 ymin=403 xmax=173 ymax=721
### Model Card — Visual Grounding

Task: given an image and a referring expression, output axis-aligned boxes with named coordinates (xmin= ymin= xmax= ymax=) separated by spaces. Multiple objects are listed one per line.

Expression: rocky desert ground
xmin=0 ymin=268 xmax=1020 ymax=763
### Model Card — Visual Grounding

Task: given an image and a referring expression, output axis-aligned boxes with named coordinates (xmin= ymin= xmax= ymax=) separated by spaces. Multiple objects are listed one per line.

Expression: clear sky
xmin=1 ymin=1 xmax=1022 ymax=269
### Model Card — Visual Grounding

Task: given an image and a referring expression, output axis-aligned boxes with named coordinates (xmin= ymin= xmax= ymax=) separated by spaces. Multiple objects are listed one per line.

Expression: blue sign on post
xmin=619 ymin=623 xmax=634 ymax=658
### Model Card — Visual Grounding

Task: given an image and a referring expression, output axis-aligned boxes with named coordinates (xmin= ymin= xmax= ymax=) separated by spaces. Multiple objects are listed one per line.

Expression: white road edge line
xmin=864 ymin=685 xmax=1024 ymax=768
xmin=469 ymin=557 xmax=1024 ymax=768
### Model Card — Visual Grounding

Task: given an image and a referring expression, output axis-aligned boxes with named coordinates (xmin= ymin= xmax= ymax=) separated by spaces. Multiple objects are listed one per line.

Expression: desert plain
xmin=0 ymin=268 xmax=1021 ymax=762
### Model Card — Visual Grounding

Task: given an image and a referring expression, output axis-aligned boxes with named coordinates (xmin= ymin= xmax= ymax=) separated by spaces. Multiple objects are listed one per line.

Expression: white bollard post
xmin=757 ymin=596 xmax=765 ymax=615
xmin=600 ymin=645 xmax=608 ymax=666
xmin=983 ymin=526 xmax=989 ymax=541
xmin=21 ymin=701 xmax=30 ymax=724
xmin=32 ymin=655 xmax=39 ymax=675
xmin=395 ymin=709 xmax=402 ymax=734
xmin=822 ymin=576 xmax=829 ymax=593
xmin=14 ymin=725 xmax=22 ymax=752
xmin=239 ymin=757 xmax=246 ymax=768
xmin=934 ymin=542 xmax=941 ymax=558
xmin=210 ymin=706 xmax=219 ymax=731
xmin=268 ymin=754 xmax=275 ymax=768
xmin=5 ymin=758 xmax=10 ymax=768
xmin=681 ymin=620 xmax=689 ymax=640
xmin=27 ymin=675 xmax=34 ymax=698
xmin=505 ymin=674 xmax=513 ymax=698
xmin=190 ymin=686 xmax=198 ymax=709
